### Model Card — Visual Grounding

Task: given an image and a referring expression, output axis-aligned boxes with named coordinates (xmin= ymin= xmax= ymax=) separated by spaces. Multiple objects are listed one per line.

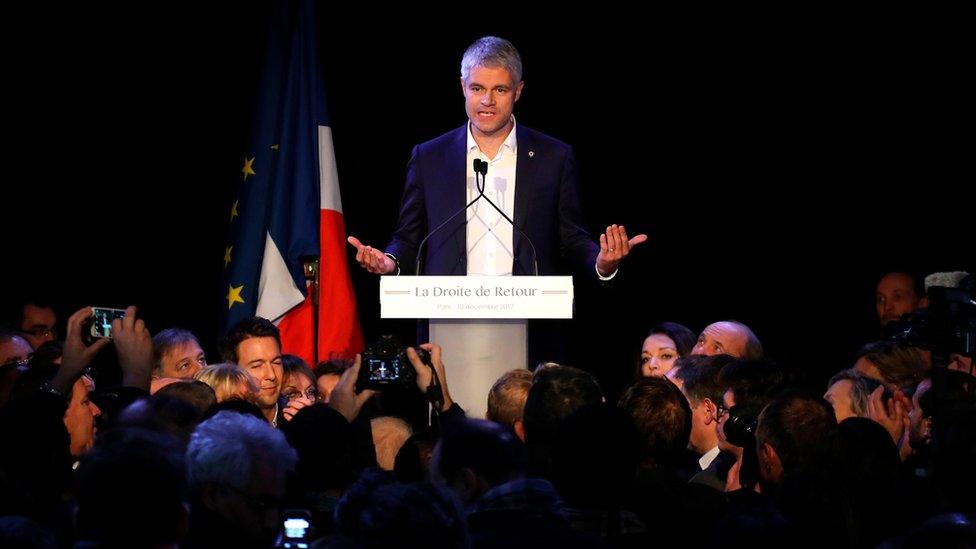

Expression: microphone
xmin=415 ymin=159 xmax=539 ymax=276
xmin=473 ymin=158 xmax=488 ymax=178
xmin=469 ymin=159 xmax=540 ymax=276
xmin=413 ymin=159 xmax=488 ymax=275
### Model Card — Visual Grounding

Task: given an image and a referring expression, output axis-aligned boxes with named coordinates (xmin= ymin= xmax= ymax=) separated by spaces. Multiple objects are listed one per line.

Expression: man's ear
xmin=513 ymin=81 xmax=524 ymax=103
xmin=759 ymin=442 xmax=783 ymax=481
xmin=702 ymin=398 xmax=716 ymax=425
xmin=919 ymin=295 xmax=930 ymax=309
xmin=513 ymin=419 xmax=526 ymax=442
xmin=760 ymin=442 xmax=775 ymax=467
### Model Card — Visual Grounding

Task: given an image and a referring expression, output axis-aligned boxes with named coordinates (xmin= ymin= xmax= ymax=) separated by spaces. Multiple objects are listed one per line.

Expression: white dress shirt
xmin=460 ymin=118 xmax=615 ymax=279
xmin=465 ymin=120 xmax=519 ymax=276
xmin=699 ymin=445 xmax=721 ymax=470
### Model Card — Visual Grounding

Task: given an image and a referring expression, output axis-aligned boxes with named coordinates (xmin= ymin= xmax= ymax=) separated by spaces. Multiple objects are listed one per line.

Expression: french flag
xmin=222 ymin=0 xmax=362 ymax=364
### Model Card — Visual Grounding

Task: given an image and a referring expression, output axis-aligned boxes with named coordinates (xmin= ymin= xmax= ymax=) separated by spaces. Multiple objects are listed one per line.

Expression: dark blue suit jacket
xmin=385 ymin=124 xmax=599 ymax=276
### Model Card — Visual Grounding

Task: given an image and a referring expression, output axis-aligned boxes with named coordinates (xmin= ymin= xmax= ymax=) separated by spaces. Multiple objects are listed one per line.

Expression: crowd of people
xmin=0 ymin=269 xmax=973 ymax=548
xmin=2 ymin=17 xmax=970 ymax=547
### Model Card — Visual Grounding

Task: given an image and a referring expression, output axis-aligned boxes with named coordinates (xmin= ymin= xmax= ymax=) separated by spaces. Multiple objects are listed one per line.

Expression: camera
xmin=723 ymin=405 xmax=758 ymax=448
xmin=274 ymin=509 xmax=312 ymax=548
xmin=83 ymin=307 xmax=127 ymax=342
xmin=356 ymin=335 xmax=429 ymax=392
xmin=884 ymin=275 xmax=976 ymax=359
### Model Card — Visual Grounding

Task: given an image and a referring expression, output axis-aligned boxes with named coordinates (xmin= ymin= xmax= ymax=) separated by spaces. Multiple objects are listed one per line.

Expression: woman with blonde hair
xmin=194 ymin=363 xmax=258 ymax=403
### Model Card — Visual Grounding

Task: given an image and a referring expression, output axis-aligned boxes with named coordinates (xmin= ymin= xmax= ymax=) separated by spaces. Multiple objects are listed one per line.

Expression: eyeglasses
xmin=714 ymin=404 xmax=730 ymax=421
xmin=282 ymin=386 xmax=318 ymax=401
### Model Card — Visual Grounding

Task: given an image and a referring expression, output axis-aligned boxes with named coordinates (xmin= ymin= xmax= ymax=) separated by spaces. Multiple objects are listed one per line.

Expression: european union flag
xmin=222 ymin=0 xmax=362 ymax=363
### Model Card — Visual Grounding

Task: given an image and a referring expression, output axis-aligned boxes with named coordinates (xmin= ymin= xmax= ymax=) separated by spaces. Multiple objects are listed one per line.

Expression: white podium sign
xmin=380 ymin=276 xmax=573 ymax=319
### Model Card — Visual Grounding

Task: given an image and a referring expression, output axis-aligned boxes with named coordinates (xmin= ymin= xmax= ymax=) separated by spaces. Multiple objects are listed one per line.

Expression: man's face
xmin=692 ymin=322 xmax=748 ymax=358
xmin=158 ymin=340 xmax=207 ymax=379
xmin=640 ymin=334 xmax=679 ymax=377
xmin=0 ymin=335 xmax=33 ymax=366
xmin=19 ymin=304 xmax=57 ymax=349
xmin=909 ymin=378 xmax=932 ymax=449
xmin=715 ymin=389 xmax=738 ymax=452
xmin=235 ymin=337 xmax=283 ymax=409
xmin=64 ymin=375 xmax=101 ymax=457
xmin=461 ymin=65 xmax=523 ymax=140
xmin=876 ymin=272 xmax=919 ymax=327
xmin=824 ymin=379 xmax=856 ymax=422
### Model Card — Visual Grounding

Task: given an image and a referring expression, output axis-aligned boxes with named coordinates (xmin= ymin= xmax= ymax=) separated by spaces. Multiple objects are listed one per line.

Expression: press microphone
xmin=415 ymin=159 xmax=540 ymax=275
xmin=473 ymin=158 xmax=488 ymax=177
xmin=468 ymin=159 xmax=540 ymax=276
xmin=414 ymin=160 xmax=487 ymax=275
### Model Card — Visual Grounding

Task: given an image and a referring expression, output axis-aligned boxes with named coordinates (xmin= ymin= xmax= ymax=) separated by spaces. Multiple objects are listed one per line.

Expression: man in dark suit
xmin=347 ymin=37 xmax=644 ymax=375
xmin=348 ymin=36 xmax=644 ymax=279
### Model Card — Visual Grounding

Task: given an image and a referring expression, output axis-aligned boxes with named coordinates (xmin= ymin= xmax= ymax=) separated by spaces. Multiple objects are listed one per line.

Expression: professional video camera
xmin=884 ymin=273 xmax=976 ymax=360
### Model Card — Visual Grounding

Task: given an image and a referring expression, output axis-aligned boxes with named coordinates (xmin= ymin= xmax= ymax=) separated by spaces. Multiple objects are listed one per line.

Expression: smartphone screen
xmin=90 ymin=307 xmax=126 ymax=339
xmin=282 ymin=516 xmax=310 ymax=548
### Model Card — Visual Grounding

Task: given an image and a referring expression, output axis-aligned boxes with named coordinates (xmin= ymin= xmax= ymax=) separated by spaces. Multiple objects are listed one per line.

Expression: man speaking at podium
xmin=347 ymin=36 xmax=645 ymax=411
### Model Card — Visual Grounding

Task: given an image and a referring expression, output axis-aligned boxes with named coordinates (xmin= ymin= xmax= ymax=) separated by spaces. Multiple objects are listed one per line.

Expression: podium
xmin=380 ymin=276 xmax=573 ymax=419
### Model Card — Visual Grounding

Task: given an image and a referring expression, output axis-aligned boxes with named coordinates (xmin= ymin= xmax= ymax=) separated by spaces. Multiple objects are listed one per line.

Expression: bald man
xmin=691 ymin=321 xmax=763 ymax=360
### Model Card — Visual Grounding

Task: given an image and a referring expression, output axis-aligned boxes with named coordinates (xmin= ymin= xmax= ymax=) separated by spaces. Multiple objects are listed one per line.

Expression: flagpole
xmin=302 ymin=257 xmax=320 ymax=364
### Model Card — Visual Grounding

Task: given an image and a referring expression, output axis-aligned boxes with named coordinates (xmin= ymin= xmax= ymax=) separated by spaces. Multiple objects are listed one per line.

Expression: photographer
xmin=5 ymin=305 xmax=153 ymax=458
xmin=883 ymin=271 xmax=974 ymax=373
xmin=0 ymin=305 xmax=153 ymax=536
xmin=354 ymin=337 xmax=463 ymax=430
xmin=407 ymin=343 xmax=461 ymax=419
xmin=712 ymin=359 xmax=794 ymax=493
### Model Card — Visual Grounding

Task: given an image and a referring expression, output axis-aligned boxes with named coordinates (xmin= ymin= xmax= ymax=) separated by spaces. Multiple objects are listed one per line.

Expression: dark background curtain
xmin=5 ymin=4 xmax=970 ymax=401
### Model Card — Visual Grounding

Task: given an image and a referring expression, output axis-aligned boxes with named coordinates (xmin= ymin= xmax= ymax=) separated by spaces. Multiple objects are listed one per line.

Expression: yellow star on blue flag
xmin=226 ymin=284 xmax=245 ymax=310
xmin=241 ymin=157 xmax=256 ymax=181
